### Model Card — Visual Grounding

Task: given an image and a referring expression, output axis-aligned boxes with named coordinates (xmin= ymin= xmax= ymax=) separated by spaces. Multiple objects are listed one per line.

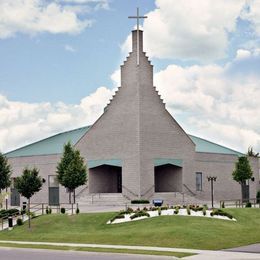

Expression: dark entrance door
xmin=48 ymin=175 xmax=59 ymax=205
xmin=49 ymin=187 xmax=59 ymax=205
xmin=242 ymin=184 xmax=250 ymax=202
xmin=117 ymin=173 xmax=122 ymax=193
xmin=11 ymin=188 xmax=20 ymax=206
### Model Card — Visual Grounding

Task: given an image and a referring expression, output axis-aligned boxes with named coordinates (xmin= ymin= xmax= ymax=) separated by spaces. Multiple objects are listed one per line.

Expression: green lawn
xmin=0 ymin=208 xmax=259 ymax=250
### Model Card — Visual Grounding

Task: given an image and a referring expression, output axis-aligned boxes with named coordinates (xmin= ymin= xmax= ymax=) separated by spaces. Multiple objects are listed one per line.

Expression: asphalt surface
xmin=0 ymin=247 xmax=175 ymax=260
xmin=224 ymin=243 xmax=260 ymax=253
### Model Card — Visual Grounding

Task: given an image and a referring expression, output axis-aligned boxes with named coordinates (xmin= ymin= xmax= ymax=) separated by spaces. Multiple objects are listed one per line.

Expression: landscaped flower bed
xmin=107 ymin=206 xmax=236 ymax=224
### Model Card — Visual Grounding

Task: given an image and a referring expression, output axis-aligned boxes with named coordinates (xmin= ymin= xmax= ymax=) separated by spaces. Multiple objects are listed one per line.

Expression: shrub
xmin=45 ymin=206 xmax=49 ymax=214
xmin=149 ymin=206 xmax=158 ymax=211
xmin=221 ymin=202 xmax=225 ymax=208
xmin=49 ymin=208 xmax=52 ymax=214
xmin=158 ymin=207 xmax=161 ymax=216
xmin=0 ymin=209 xmax=20 ymax=219
xmin=76 ymin=208 xmax=80 ymax=214
xmin=126 ymin=207 xmax=134 ymax=213
xmin=257 ymin=191 xmax=260 ymax=204
xmin=174 ymin=208 xmax=179 ymax=214
xmin=16 ymin=218 xmax=23 ymax=226
xmin=161 ymin=206 xmax=168 ymax=210
xmin=187 ymin=206 xmax=191 ymax=215
xmin=60 ymin=207 xmax=66 ymax=214
xmin=246 ymin=202 xmax=252 ymax=208
xmin=110 ymin=214 xmax=125 ymax=223
xmin=210 ymin=209 xmax=233 ymax=219
xmin=143 ymin=207 xmax=148 ymax=211
xmin=131 ymin=199 xmax=150 ymax=204
xmin=203 ymin=206 xmax=206 ymax=216
xmin=130 ymin=210 xmax=150 ymax=220
xmin=190 ymin=205 xmax=203 ymax=212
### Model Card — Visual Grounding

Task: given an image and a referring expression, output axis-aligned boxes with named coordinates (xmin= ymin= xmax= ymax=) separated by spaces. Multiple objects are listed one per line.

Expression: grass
xmin=0 ymin=243 xmax=194 ymax=258
xmin=0 ymin=208 xmax=259 ymax=250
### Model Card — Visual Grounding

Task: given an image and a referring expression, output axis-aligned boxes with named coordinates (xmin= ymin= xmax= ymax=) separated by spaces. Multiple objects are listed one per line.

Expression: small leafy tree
xmin=15 ymin=168 xmax=42 ymax=228
xmin=0 ymin=152 xmax=11 ymax=208
xmin=232 ymin=156 xmax=253 ymax=202
xmin=57 ymin=142 xmax=87 ymax=204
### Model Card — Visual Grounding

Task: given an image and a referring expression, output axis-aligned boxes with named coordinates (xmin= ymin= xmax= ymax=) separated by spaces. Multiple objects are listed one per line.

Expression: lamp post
xmin=207 ymin=176 xmax=217 ymax=208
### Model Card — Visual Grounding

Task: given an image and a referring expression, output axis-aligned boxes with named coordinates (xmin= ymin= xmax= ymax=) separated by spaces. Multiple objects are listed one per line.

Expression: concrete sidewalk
xmin=0 ymin=240 xmax=259 ymax=259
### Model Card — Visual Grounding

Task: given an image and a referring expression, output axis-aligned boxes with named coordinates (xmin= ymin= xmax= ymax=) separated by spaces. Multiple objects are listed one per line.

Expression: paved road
xmin=224 ymin=243 xmax=260 ymax=253
xmin=0 ymin=247 xmax=175 ymax=260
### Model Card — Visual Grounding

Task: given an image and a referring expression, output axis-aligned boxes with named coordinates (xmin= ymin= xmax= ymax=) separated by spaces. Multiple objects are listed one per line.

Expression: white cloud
xmin=0 ymin=86 xmax=114 ymax=153
xmin=123 ymin=0 xmax=248 ymax=61
xmin=64 ymin=44 xmax=76 ymax=52
xmin=241 ymin=0 xmax=260 ymax=35
xmin=0 ymin=0 xmax=98 ymax=39
xmin=154 ymin=49 xmax=260 ymax=153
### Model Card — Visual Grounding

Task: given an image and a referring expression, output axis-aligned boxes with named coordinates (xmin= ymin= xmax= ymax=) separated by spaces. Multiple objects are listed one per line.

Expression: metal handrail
xmin=183 ymin=184 xmax=196 ymax=196
xmin=122 ymin=185 xmax=138 ymax=197
xmin=141 ymin=185 xmax=154 ymax=198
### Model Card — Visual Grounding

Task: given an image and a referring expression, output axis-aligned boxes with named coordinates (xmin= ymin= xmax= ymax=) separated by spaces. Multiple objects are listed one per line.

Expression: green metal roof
xmin=154 ymin=158 xmax=183 ymax=167
xmin=88 ymin=159 xmax=122 ymax=169
xmin=189 ymin=135 xmax=243 ymax=156
xmin=5 ymin=126 xmax=90 ymax=158
xmin=5 ymin=125 xmax=243 ymax=158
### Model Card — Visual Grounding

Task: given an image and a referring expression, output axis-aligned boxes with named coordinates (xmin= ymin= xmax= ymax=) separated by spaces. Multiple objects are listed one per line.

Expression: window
xmin=196 ymin=172 xmax=202 ymax=191
xmin=48 ymin=175 xmax=59 ymax=188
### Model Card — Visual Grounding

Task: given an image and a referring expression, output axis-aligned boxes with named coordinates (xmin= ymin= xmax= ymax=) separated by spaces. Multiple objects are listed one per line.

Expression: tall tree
xmin=232 ymin=156 xmax=253 ymax=202
xmin=15 ymin=168 xmax=42 ymax=228
xmin=0 ymin=152 xmax=11 ymax=208
xmin=247 ymin=146 xmax=259 ymax=158
xmin=57 ymin=142 xmax=87 ymax=204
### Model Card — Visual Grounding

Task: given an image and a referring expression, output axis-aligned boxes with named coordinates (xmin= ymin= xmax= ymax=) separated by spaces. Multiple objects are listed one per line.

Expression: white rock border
xmin=107 ymin=208 xmax=236 ymax=224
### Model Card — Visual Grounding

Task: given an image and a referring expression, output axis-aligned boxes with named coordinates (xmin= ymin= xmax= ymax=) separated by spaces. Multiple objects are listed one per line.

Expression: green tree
xmin=0 ymin=152 xmax=11 ymax=208
xmin=232 ymin=156 xmax=253 ymax=202
xmin=57 ymin=142 xmax=87 ymax=204
xmin=247 ymin=146 xmax=259 ymax=157
xmin=15 ymin=168 xmax=42 ymax=228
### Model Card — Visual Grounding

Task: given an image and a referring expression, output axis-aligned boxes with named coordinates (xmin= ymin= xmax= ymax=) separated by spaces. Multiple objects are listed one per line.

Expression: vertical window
xmin=48 ymin=175 xmax=59 ymax=188
xmin=196 ymin=172 xmax=202 ymax=191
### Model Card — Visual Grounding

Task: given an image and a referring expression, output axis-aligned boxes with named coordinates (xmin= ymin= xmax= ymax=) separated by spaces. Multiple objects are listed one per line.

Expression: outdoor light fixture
xmin=207 ymin=176 xmax=217 ymax=208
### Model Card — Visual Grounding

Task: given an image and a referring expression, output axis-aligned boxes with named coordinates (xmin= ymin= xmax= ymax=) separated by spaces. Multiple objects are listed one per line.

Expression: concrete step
xmin=78 ymin=193 xmax=129 ymax=206
xmin=152 ymin=192 xmax=207 ymax=206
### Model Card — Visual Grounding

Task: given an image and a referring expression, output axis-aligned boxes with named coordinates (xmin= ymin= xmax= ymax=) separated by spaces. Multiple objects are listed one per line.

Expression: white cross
xmin=128 ymin=7 xmax=147 ymax=65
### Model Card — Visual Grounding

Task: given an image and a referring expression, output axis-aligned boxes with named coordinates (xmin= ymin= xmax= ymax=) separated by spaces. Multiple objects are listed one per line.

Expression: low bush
xmin=202 ymin=206 xmax=206 ymax=216
xmin=131 ymin=200 xmax=150 ymax=204
xmin=130 ymin=210 xmax=150 ymax=220
xmin=221 ymin=202 xmax=225 ymax=208
xmin=149 ymin=206 xmax=158 ymax=211
xmin=161 ymin=206 xmax=168 ymax=210
xmin=76 ymin=208 xmax=80 ymax=214
xmin=174 ymin=208 xmax=179 ymax=214
xmin=246 ymin=202 xmax=252 ymax=208
xmin=60 ymin=207 xmax=66 ymax=214
xmin=0 ymin=209 xmax=20 ymax=219
xmin=16 ymin=218 xmax=23 ymax=226
xmin=110 ymin=214 xmax=125 ymax=223
xmin=158 ymin=208 xmax=161 ymax=216
xmin=210 ymin=209 xmax=233 ymax=219
xmin=45 ymin=207 xmax=49 ymax=214
xmin=187 ymin=206 xmax=191 ymax=215
xmin=190 ymin=205 xmax=203 ymax=212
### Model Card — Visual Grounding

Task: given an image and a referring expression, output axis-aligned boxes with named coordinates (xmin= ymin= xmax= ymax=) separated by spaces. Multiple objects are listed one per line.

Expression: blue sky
xmin=0 ymin=0 xmax=259 ymax=153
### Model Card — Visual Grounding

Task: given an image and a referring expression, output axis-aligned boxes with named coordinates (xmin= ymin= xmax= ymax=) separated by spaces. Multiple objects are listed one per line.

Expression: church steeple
xmin=128 ymin=7 xmax=147 ymax=65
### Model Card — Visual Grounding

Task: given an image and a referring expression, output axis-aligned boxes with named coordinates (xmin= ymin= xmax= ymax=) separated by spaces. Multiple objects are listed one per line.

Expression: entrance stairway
xmin=77 ymin=193 xmax=129 ymax=206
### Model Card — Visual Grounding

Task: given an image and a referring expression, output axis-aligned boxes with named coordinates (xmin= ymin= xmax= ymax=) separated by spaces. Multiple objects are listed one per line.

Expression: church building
xmin=5 ymin=18 xmax=260 ymax=207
